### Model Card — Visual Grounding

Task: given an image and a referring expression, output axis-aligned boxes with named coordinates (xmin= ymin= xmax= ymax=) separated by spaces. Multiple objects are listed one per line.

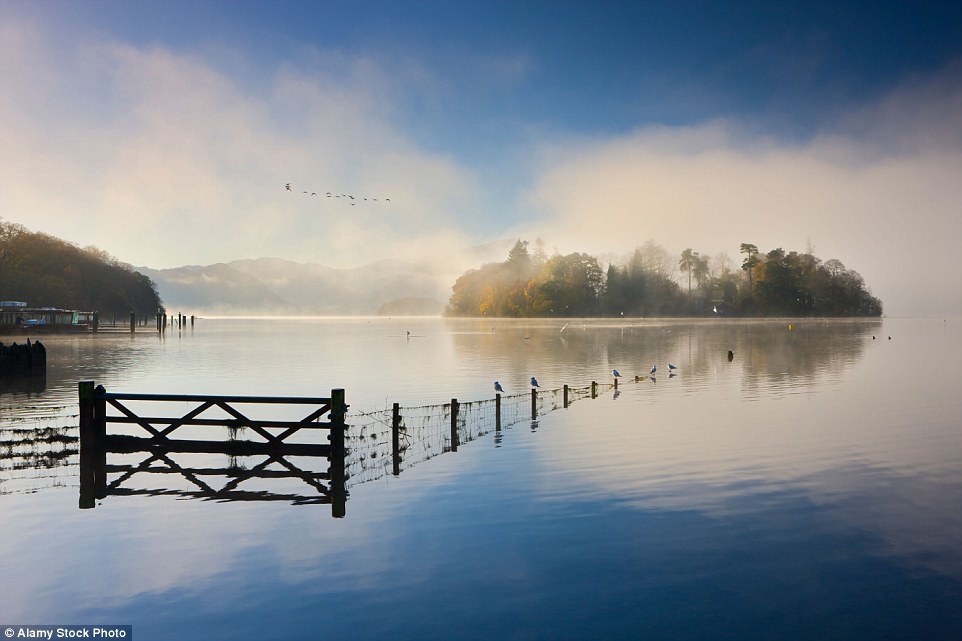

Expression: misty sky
xmin=2 ymin=0 xmax=962 ymax=315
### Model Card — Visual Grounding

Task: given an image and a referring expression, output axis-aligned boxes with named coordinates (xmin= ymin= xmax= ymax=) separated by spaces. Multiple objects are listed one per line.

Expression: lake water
xmin=2 ymin=316 xmax=961 ymax=640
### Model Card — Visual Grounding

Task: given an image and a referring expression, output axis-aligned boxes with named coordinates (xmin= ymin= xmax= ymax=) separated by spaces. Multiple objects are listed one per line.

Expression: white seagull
xmin=650 ymin=365 xmax=657 ymax=375
xmin=494 ymin=381 xmax=504 ymax=394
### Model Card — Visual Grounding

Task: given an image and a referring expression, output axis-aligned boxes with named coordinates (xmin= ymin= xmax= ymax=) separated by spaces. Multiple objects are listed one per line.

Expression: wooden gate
xmin=79 ymin=381 xmax=347 ymax=516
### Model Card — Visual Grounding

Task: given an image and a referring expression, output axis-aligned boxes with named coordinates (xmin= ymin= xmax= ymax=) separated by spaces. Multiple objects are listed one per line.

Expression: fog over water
xmin=3 ymin=3 xmax=962 ymax=315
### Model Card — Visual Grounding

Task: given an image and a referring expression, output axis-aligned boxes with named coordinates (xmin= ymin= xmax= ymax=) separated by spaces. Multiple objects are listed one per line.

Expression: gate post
xmin=329 ymin=389 xmax=347 ymax=518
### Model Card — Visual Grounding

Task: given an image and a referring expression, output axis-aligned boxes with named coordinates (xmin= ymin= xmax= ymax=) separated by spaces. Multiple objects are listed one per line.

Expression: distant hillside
xmin=0 ymin=221 xmax=162 ymax=316
xmin=139 ymin=257 xmax=451 ymax=315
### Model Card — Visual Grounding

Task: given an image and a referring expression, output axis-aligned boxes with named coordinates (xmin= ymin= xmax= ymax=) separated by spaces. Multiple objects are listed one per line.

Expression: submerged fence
xmin=344 ymin=380 xmax=618 ymax=487
xmin=1 ymin=374 xmax=660 ymax=510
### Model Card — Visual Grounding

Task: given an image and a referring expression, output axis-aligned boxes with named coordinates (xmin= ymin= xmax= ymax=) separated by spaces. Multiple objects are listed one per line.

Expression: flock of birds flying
xmin=285 ymin=183 xmax=392 ymax=205
xmin=495 ymin=362 xmax=681 ymax=395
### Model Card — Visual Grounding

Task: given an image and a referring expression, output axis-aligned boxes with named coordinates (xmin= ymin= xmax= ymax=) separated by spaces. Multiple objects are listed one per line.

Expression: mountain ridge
xmin=137 ymin=257 xmax=454 ymax=316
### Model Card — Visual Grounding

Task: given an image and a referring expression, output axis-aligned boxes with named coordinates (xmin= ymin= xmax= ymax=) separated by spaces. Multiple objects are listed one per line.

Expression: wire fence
xmin=0 ymin=425 xmax=79 ymax=495
xmin=345 ymin=382 xmax=606 ymax=487
xmin=1 ymin=377 xmax=637 ymax=500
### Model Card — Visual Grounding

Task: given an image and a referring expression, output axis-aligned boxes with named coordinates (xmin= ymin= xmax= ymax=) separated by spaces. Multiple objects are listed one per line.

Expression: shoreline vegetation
xmin=446 ymin=239 xmax=882 ymax=318
xmin=0 ymin=220 xmax=881 ymax=320
xmin=0 ymin=221 xmax=163 ymax=317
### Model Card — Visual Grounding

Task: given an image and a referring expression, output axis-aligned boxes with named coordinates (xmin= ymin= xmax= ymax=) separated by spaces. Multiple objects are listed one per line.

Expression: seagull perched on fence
xmin=667 ymin=363 xmax=677 ymax=371
xmin=495 ymin=381 xmax=504 ymax=394
xmin=612 ymin=369 xmax=621 ymax=378
xmin=650 ymin=365 xmax=657 ymax=375
xmin=530 ymin=377 xmax=540 ymax=388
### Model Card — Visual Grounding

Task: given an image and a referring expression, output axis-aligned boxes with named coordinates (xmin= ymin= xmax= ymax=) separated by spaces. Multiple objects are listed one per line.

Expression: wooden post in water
xmin=531 ymin=388 xmax=538 ymax=419
xmin=392 ymin=402 xmax=401 ymax=476
xmin=450 ymin=398 xmax=459 ymax=452
xmin=329 ymin=388 xmax=347 ymax=518
xmin=129 ymin=311 xmax=135 ymax=333
xmin=563 ymin=384 xmax=569 ymax=408
xmin=614 ymin=376 xmax=618 ymax=389
xmin=591 ymin=381 xmax=597 ymax=399
xmin=495 ymin=393 xmax=501 ymax=431
xmin=93 ymin=384 xmax=107 ymax=499
xmin=191 ymin=315 xmax=195 ymax=328
xmin=93 ymin=312 xmax=99 ymax=333
xmin=78 ymin=381 xmax=96 ymax=508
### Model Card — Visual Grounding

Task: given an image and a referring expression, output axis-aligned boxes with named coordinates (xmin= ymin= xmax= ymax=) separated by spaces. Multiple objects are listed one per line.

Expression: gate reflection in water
xmin=77 ymin=381 xmax=347 ymax=517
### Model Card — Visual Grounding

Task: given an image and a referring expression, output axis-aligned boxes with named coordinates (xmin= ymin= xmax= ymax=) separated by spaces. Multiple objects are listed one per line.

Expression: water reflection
xmin=4 ymin=318 xmax=962 ymax=640
xmin=79 ymin=444 xmax=345 ymax=514
xmin=0 ymin=371 xmax=46 ymax=395
xmin=450 ymin=318 xmax=881 ymax=399
xmin=76 ymin=384 xmax=348 ymax=517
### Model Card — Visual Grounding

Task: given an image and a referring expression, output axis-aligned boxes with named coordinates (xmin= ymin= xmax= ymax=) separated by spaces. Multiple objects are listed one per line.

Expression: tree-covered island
xmin=446 ymin=239 xmax=882 ymax=317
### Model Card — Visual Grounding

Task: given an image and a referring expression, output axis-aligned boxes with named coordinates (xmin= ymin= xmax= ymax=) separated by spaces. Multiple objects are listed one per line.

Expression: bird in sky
xmin=650 ymin=365 xmax=657 ymax=375
xmin=612 ymin=369 xmax=621 ymax=378
xmin=495 ymin=381 xmax=504 ymax=394
xmin=285 ymin=183 xmax=392 ymax=203
xmin=530 ymin=377 xmax=540 ymax=388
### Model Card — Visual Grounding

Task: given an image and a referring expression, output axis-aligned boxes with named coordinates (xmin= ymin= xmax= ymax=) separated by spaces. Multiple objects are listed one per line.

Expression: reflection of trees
xmin=603 ymin=320 xmax=882 ymax=391
xmin=451 ymin=319 xmax=881 ymax=394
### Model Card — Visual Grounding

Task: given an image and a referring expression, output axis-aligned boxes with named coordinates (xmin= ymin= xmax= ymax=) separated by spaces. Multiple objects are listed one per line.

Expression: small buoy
xmin=788 ymin=323 xmax=793 ymax=331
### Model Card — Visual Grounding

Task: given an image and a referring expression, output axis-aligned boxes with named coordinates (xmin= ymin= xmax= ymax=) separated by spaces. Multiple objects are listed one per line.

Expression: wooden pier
xmin=78 ymin=382 xmax=348 ymax=516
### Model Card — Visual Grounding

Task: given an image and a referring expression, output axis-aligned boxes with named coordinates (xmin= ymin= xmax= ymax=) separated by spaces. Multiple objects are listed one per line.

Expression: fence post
xmin=495 ymin=393 xmax=501 ymax=431
xmin=531 ymin=388 xmax=538 ymax=419
xmin=329 ymin=388 xmax=347 ymax=518
xmin=591 ymin=381 xmax=597 ymax=399
xmin=392 ymin=402 xmax=401 ymax=476
xmin=93 ymin=385 xmax=107 ymax=498
xmin=78 ymin=381 xmax=96 ymax=508
xmin=129 ymin=311 xmax=135 ymax=333
xmin=614 ymin=376 xmax=618 ymax=389
xmin=563 ymin=384 xmax=569 ymax=408
xmin=450 ymin=398 xmax=459 ymax=452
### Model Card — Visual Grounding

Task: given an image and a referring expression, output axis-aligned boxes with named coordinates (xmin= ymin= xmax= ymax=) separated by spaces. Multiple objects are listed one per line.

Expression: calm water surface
xmin=2 ymin=317 xmax=961 ymax=640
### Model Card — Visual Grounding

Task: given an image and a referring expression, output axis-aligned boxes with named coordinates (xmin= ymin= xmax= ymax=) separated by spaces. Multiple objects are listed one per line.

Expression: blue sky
xmin=3 ymin=0 xmax=962 ymax=314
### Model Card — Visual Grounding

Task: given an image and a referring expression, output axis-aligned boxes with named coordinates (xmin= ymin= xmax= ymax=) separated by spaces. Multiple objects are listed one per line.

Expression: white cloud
xmin=516 ymin=71 xmax=962 ymax=316
xmin=3 ymin=12 xmax=961 ymax=315
xmin=0 ymin=16 xmax=483 ymax=272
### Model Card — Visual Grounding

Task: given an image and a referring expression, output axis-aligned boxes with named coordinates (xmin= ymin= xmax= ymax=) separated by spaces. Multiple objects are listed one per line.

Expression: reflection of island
xmin=449 ymin=318 xmax=882 ymax=390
